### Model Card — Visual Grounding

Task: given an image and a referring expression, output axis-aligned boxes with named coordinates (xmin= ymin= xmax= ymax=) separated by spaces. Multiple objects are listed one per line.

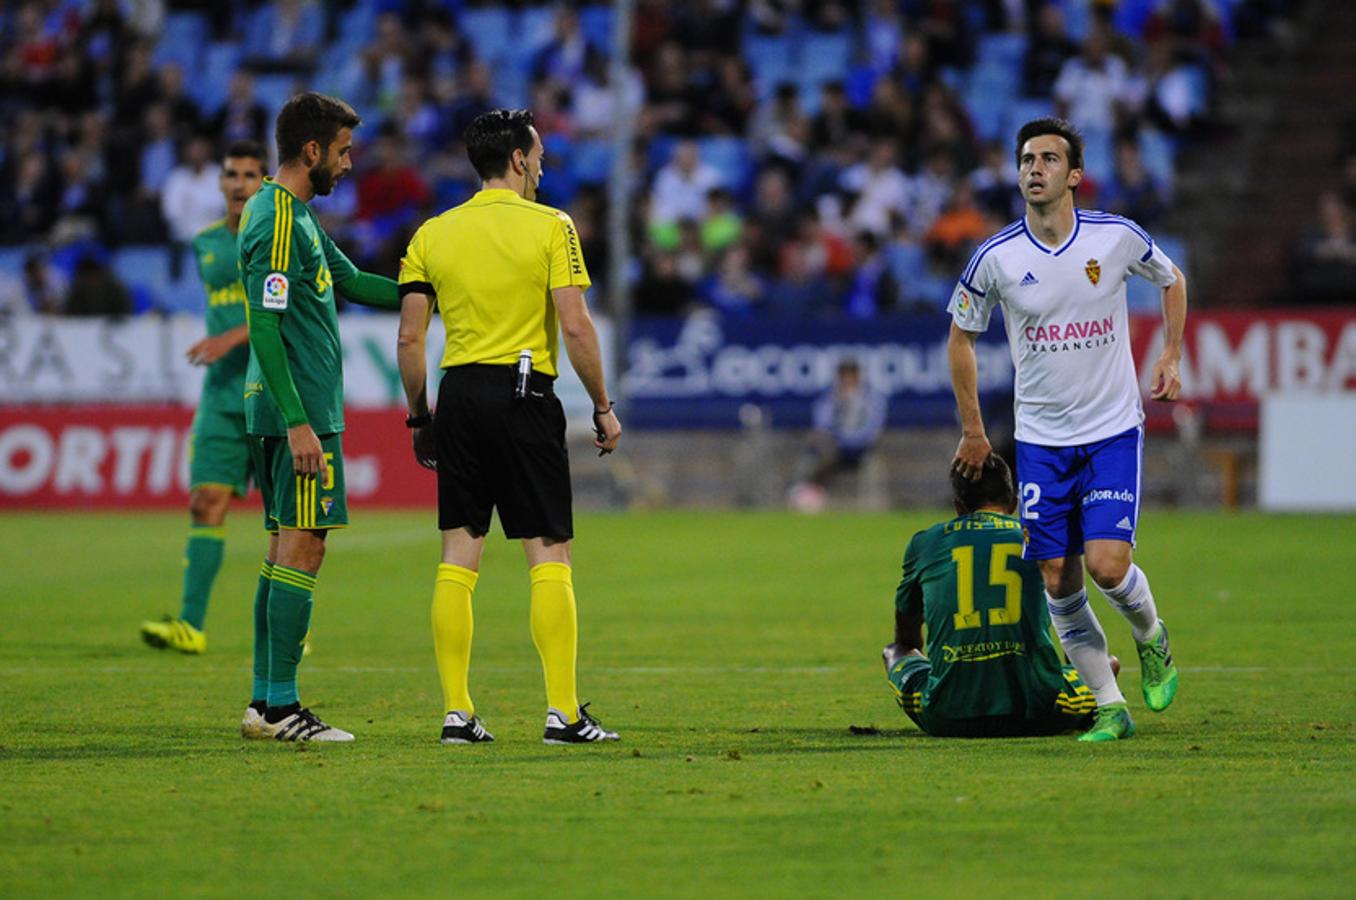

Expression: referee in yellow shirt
xmin=396 ymin=109 xmax=622 ymax=746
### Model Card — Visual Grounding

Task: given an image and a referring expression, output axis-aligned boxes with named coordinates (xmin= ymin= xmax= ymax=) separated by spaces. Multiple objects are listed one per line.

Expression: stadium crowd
xmin=0 ymin=0 xmax=1296 ymax=319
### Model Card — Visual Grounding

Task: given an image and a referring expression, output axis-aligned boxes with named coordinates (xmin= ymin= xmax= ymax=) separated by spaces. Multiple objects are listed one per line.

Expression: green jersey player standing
xmin=884 ymin=455 xmax=1115 ymax=737
xmin=237 ymin=93 xmax=402 ymax=742
xmin=141 ymin=140 xmax=267 ymax=655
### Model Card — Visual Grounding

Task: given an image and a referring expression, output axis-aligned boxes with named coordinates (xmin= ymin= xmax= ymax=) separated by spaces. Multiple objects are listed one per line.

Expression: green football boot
xmin=1077 ymin=702 xmax=1136 ymax=742
xmin=1136 ymin=620 xmax=1179 ymax=712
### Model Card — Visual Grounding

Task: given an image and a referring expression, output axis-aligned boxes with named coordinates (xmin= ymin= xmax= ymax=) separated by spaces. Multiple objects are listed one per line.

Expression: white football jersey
xmin=948 ymin=209 xmax=1178 ymax=446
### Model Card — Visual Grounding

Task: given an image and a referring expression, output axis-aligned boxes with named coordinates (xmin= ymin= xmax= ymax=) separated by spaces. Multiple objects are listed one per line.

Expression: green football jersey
xmin=238 ymin=178 xmax=358 ymax=437
xmin=895 ymin=511 xmax=1068 ymax=721
xmin=192 ymin=220 xmax=249 ymax=406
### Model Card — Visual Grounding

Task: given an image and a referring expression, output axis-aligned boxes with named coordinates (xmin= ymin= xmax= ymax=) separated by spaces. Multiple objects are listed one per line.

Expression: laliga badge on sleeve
xmin=263 ymin=272 xmax=290 ymax=310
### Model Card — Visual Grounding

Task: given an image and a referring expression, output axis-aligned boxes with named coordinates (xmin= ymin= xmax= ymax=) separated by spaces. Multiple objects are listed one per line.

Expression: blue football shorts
xmin=1015 ymin=424 xmax=1143 ymax=561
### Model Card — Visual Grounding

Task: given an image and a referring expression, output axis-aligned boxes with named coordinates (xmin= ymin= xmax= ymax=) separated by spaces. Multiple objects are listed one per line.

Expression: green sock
xmin=178 ymin=525 xmax=226 ymax=630
xmin=252 ymin=561 xmax=274 ymax=703
xmin=266 ymin=565 xmax=317 ymax=708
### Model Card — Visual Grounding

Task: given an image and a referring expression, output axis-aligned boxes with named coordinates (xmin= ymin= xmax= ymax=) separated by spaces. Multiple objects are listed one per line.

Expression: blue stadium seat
xmin=1139 ymin=129 xmax=1177 ymax=194
xmin=253 ymin=74 xmax=299 ymax=119
xmin=744 ymin=32 xmax=795 ymax=99
xmin=490 ymin=59 xmax=531 ymax=109
xmin=698 ymin=137 xmax=751 ymax=192
xmin=579 ymin=5 xmax=614 ymax=51
xmin=459 ymin=7 xmax=513 ymax=64
xmin=0 ymin=246 xmax=27 ymax=278
xmin=152 ymin=11 xmax=208 ymax=69
xmin=1004 ymin=98 xmax=1055 ymax=142
xmin=190 ymin=42 xmax=241 ymax=116
xmin=798 ymin=28 xmax=853 ymax=96
xmin=517 ymin=5 xmax=558 ymax=63
xmin=570 ymin=139 xmax=613 ymax=186
xmin=1113 ymin=0 xmax=1157 ymax=37
xmin=1053 ymin=0 xmax=1091 ymax=42
xmin=976 ymin=32 xmax=1027 ymax=71
xmin=111 ymin=247 xmax=174 ymax=312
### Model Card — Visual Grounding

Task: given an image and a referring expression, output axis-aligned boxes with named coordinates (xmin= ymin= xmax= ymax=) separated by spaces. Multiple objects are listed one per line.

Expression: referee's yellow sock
xmin=432 ymin=564 xmax=478 ymax=716
xmin=529 ymin=562 xmax=579 ymax=722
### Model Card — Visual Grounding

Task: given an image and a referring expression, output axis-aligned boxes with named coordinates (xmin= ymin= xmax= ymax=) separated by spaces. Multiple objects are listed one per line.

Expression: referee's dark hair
xmin=275 ymin=92 xmax=361 ymax=163
xmin=951 ymin=454 xmax=1017 ymax=515
xmin=1015 ymin=116 xmax=1084 ymax=173
xmin=465 ymin=108 xmax=536 ymax=180
xmin=224 ymin=139 xmax=266 ymax=163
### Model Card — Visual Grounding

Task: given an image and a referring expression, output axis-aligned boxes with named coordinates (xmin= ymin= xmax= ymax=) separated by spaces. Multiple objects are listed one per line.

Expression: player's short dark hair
xmin=224 ymin=139 xmax=266 ymax=163
xmin=951 ymin=455 xmax=1017 ymax=515
xmin=1015 ymin=117 xmax=1084 ymax=172
xmin=464 ymin=108 xmax=536 ymax=180
xmin=275 ymin=92 xmax=361 ymax=164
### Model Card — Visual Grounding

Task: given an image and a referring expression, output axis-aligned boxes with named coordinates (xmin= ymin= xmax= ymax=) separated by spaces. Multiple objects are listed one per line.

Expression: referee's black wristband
xmin=405 ymin=412 xmax=432 ymax=428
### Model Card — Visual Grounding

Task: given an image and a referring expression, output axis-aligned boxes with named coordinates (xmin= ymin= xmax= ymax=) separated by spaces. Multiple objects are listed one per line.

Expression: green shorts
xmin=189 ymin=403 xmax=253 ymax=496
xmin=888 ymin=656 xmax=1096 ymax=737
xmin=248 ymin=432 xmax=349 ymax=532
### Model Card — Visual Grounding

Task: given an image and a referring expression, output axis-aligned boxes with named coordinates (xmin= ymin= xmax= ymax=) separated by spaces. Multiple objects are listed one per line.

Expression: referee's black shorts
xmin=433 ymin=364 xmax=573 ymax=539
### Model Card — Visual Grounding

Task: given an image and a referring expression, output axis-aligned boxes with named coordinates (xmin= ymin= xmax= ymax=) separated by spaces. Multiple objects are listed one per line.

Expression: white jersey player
xmin=946 ymin=118 xmax=1187 ymax=742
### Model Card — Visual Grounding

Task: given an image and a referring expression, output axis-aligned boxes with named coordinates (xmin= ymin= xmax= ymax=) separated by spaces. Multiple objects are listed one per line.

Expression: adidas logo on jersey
xmin=1019 ymin=271 xmax=1039 ymax=286
xmin=1116 ymin=516 xmax=1134 ymax=530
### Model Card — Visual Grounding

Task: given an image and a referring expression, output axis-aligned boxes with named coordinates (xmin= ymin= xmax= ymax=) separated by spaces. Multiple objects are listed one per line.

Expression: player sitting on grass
xmin=884 ymin=454 xmax=1121 ymax=739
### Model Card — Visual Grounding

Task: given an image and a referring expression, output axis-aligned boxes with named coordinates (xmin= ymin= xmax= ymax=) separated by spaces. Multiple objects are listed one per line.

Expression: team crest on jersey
xmin=1085 ymin=258 xmax=1101 ymax=286
xmin=320 ymin=496 xmax=334 ymax=515
xmin=263 ymin=272 xmax=289 ymax=310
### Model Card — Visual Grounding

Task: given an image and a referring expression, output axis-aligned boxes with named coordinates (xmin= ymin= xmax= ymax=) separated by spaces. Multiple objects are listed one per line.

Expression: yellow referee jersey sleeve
xmin=548 ymin=211 xmax=591 ymax=290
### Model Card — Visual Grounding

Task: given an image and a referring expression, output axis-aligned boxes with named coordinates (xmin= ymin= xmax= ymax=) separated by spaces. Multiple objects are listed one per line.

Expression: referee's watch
xmin=405 ymin=412 xmax=432 ymax=428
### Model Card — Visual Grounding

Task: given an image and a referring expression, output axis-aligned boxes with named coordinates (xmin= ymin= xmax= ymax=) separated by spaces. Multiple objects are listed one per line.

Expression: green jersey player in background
xmin=237 ymin=93 xmax=402 ymax=742
xmin=140 ymin=140 xmax=267 ymax=655
xmin=884 ymin=455 xmax=1117 ymax=737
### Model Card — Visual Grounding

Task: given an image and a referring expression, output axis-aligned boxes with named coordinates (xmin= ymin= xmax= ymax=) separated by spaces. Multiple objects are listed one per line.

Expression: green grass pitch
xmin=1 ymin=509 xmax=1353 ymax=896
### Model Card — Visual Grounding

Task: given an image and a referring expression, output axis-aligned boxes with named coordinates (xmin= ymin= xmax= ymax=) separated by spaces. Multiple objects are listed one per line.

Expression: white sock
xmin=1046 ymin=589 xmax=1125 ymax=707
xmin=1102 ymin=564 xmax=1160 ymax=643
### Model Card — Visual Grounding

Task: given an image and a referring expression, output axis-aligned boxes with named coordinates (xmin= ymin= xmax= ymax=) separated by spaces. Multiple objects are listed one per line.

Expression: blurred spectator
xmin=843 ymin=231 xmax=899 ymax=318
xmin=572 ymin=52 xmax=645 ymax=140
xmin=701 ymin=187 xmax=743 ymax=253
xmin=701 ymin=243 xmax=767 ymax=316
xmin=789 ymin=358 xmax=888 ymax=505
xmin=1101 ymin=136 xmax=1169 ymax=227
xmin=157 ymin=63 xmax=203 ymax=144
xmin=65 ymin=252 xmax=131 ymax=317
xmin=533 ymin=7 xmax=591 ymax=87
xmin=1054 ymin=26 xmax=1135 ymax=136
xmin=356 ymin=128 xmax=431 ymax=225
xmin=211 ymin=72 xmax=270 ymax=147
xmin=650 ymin=140 xmax=723 ymax=227
xmin=15 ymin=251 xmax=69 ymax=316
xmin=1291 ymin=192 xmax=1356 ymax=305
xmin=926 ymin=180 xmax=992 ymax=271
xmin=770 ymin=232 xmax=832 ymax=317
xmin=645 ymin=42 xmax=700 ymax=136
xmin=864 ymin=0 xmax=906 ymax=72
xmin=969 ymin=141 xmax=1021 ymax=220
xmin=1024 ymin=3 xmax=1078 ymax=98
xmin=811 ymin=81 xmax=867 ymax=152
xmin=243 ymin=0 xmax=324 ymax=73
xmin=696 ymin=54 xmax=758 ymax=136
xmin=0 ymin=151 xmax=58 ymax=243
xmin=51 ymin=149 xmax=107 ymax=243
xmin=842 ymin=138 xmax=911 ymax=237
xmin=635 ymin=250 xmax=694 ymax=317
xmin=162 ymin=135 xmax=224 ymax=271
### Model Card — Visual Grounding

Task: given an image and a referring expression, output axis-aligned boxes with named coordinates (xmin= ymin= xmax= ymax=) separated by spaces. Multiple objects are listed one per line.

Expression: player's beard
xmin=309 ymin=162 xmax=339 ymax=196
